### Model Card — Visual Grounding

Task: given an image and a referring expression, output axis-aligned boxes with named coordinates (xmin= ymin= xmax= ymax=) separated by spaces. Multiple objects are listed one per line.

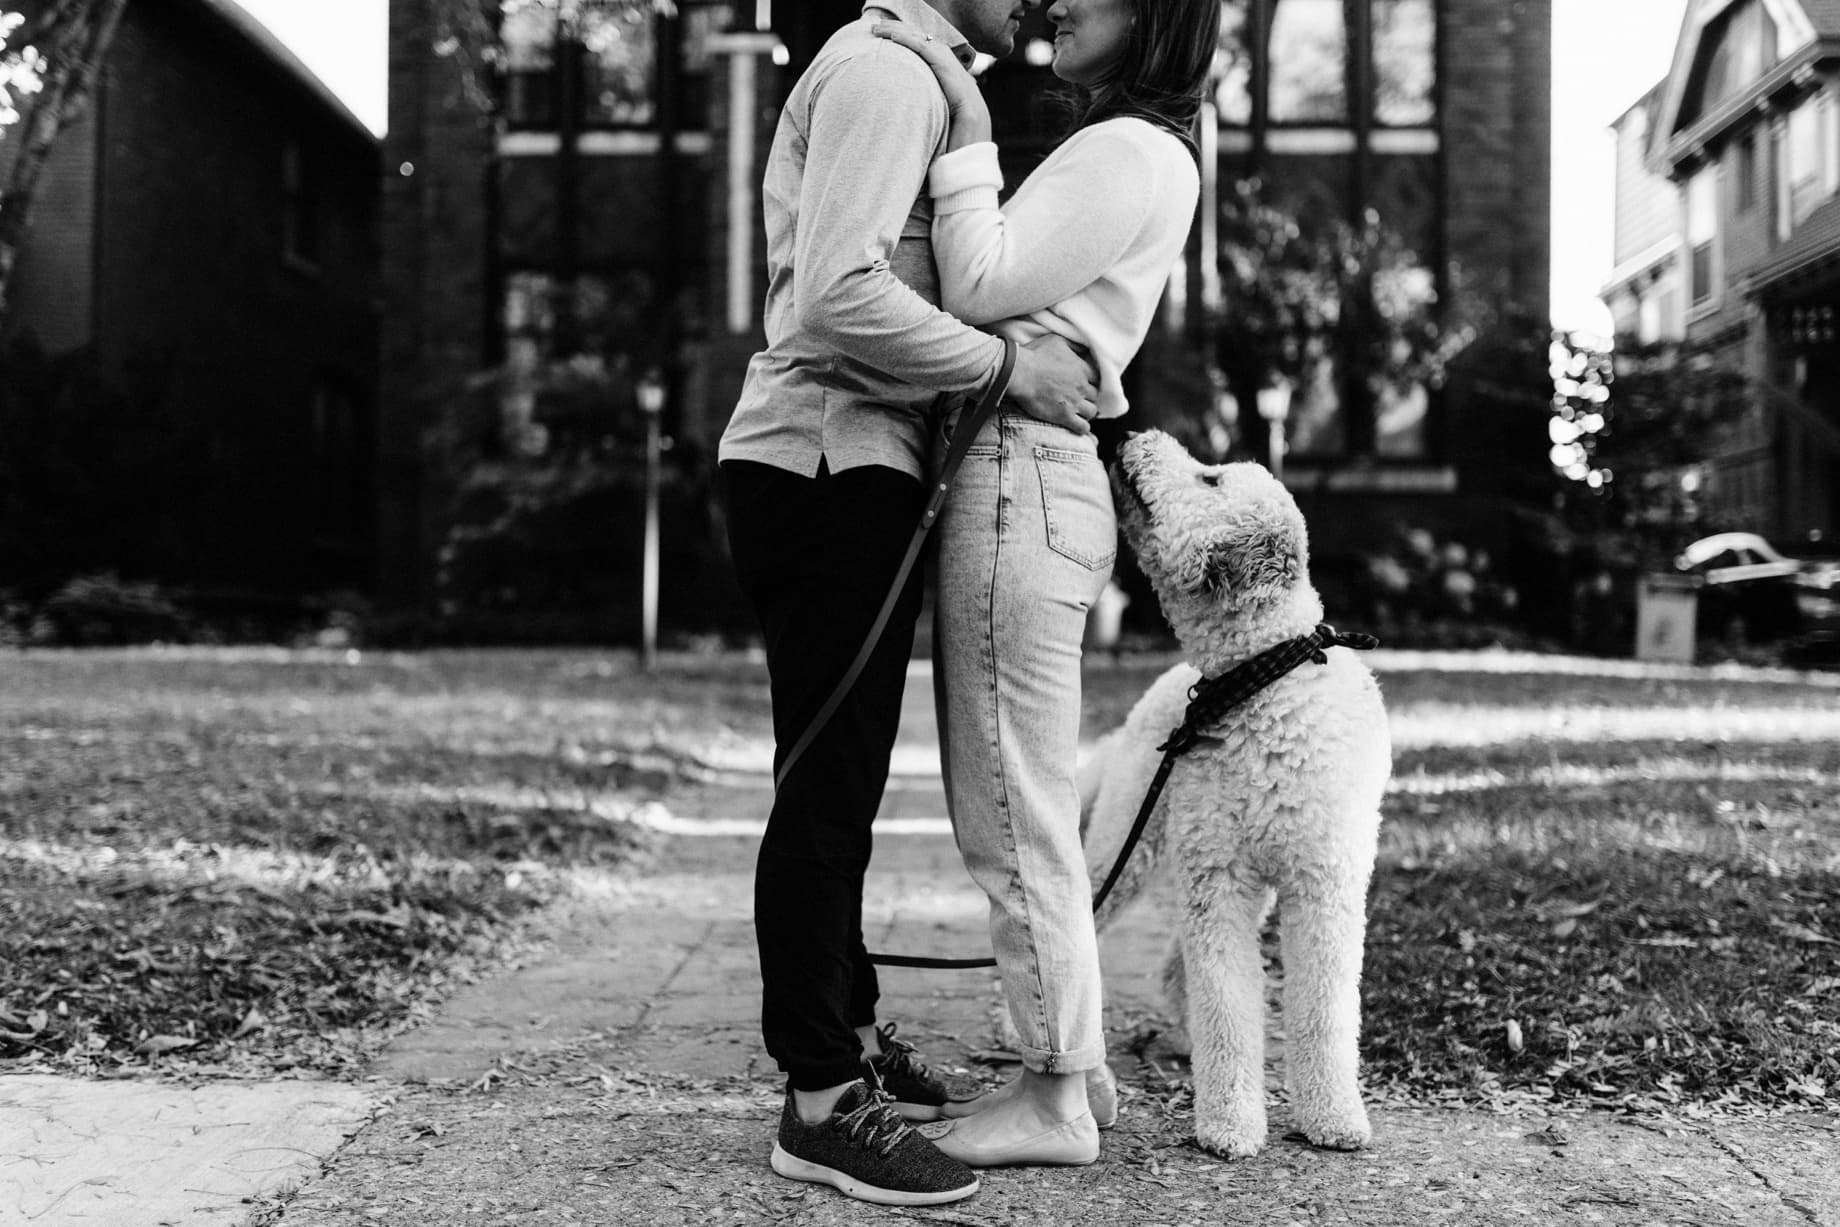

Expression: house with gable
xmin=1630 ymin=0 xmax=1840 ymax=543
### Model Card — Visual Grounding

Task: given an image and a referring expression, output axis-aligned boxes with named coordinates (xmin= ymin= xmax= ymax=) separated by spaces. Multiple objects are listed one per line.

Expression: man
xmin=718 ymin=0 xmax=1097 ymax=1207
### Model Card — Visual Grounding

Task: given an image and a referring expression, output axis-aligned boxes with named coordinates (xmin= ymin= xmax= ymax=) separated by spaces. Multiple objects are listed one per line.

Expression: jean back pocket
xmin=1033 ymin=444 xmax=1116 ymax=571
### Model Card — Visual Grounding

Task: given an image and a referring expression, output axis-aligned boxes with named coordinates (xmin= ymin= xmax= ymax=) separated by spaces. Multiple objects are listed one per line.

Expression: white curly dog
xmin=1079 ymin=429 xmax=1390 ymax=1159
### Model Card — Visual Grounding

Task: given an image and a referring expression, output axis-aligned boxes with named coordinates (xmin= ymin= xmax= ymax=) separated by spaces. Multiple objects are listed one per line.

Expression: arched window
xmin=1685 ymin=0 xmax=1778 ymax=126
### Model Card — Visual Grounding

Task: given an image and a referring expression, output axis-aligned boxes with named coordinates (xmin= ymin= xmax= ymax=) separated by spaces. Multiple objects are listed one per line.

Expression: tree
xmin=424 ymin=0 xmax=671 ymax=112
xmin=1209 ymin=177 xmax=1471 ymax=463
xmin=0 ymin=0 xmax=128 ymax=322
xmin=1546 ymin=333 xmax=1751 ymax=566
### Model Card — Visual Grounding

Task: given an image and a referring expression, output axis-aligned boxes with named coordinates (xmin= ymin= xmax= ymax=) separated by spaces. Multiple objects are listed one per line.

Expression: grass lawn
xmin=1083 ymin=652 xmax=1840 ymax=1115
xmin=0 ymin=649 xmax=747 ymax=1074
xmin=3 ymin=646 xmax=1836 ymax=1116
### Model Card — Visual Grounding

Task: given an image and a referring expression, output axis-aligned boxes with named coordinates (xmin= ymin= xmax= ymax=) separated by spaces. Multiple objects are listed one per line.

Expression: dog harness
xmin=874 ymin=622 xmax=1379 ymax=969
xmin=1156 ymin=623 xmax=1382 ymax=756
xmin=1088 ymin=622 xmax=1381 ymax=899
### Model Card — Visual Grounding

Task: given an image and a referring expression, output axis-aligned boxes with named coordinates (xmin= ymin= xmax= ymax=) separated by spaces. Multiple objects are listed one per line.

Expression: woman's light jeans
xmin=933 ymin=408 xmax=1115 ymax=1074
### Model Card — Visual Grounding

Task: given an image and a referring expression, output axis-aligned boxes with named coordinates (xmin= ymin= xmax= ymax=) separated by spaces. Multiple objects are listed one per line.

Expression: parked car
xmin=1674 ymin=532 xmax=1840 ymax=648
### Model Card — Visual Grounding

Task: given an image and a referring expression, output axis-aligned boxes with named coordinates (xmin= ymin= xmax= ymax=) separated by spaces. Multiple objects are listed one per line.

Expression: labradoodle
xmin=1080 ymin=429 xmax=1390 ymax=1159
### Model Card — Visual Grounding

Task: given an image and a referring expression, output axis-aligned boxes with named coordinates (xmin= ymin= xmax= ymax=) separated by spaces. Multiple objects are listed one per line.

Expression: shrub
xmin=419 ymin=359 xmax=749 ymax=645
xmin=29 ymin=573 xmax=190 ymax=646
xmin=0 ymin=588 xmax=30 ymax=647
xmin=1330 ymin=525 xmax=1539 ymax=650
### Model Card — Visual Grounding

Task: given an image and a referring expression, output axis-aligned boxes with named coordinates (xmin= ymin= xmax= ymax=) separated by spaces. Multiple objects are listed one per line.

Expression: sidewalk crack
xmin=1704 ymin=1133 xmax=1823 ymax=1225
xmin=630 ymin=920 xmax=720 ymax=1027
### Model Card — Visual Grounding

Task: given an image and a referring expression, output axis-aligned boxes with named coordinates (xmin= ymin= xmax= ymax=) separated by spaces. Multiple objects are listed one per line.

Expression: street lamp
xmin=636 ymin=368 xmax=666 ymax=671
xmin=1255 ymin=375 xmax=1292 ymax=482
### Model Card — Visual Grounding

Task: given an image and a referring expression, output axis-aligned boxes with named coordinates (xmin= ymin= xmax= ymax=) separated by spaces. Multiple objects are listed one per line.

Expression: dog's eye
xmin=1200 ymin=472 xmax=1221 ymax=487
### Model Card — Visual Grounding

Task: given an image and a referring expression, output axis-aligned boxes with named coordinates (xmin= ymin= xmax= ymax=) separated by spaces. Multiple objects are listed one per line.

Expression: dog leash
xmin=871 ymin=623 xmax=1379 ymax=969
xmin=772 ymin=337 xmax=1017 ymax=793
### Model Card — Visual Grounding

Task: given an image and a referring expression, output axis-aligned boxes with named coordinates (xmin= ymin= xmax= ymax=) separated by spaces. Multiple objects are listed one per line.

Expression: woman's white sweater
xmin=926 ymin=116 xmax=1200 ymax=420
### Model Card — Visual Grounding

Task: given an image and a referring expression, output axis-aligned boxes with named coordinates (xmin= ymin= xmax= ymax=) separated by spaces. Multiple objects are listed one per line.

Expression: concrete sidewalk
xmin=0 ymin=1077 xmax=375 ymax=1224
xmin=10 ymin=772 xmax=1834 ymax=1225
xmin=270 ymin=766 xmax=1835 ymax=1227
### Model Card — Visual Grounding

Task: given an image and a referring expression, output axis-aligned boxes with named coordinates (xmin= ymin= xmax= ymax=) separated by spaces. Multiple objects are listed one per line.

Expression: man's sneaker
xmin=770 ymin=1081 xmax=979 ymax=1206
xmin=866 ymin=1023 xmax=980 ymax=1122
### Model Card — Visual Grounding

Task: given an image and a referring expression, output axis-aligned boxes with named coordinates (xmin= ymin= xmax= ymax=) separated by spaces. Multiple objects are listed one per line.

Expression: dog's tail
xmin=1080 ymin=728 xmax=1171 ymax=933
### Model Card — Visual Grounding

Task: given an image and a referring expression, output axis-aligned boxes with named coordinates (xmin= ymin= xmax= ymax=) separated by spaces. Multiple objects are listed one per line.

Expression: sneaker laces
xmin=872 ymin=1022 xmax=931 ymax=1083
xmin=835 ymin=1086 xmax=912 ymax=1158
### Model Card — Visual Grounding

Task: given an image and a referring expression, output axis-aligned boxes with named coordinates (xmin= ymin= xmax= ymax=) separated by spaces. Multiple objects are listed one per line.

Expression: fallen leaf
xmin=134 ymin=1035 xmax=198 ymax=1055
xmin=1773 ymin=921 xmax=1836 ymax=945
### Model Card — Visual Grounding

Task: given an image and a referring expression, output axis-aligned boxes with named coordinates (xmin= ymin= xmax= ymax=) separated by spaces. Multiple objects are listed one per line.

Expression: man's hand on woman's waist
xmin=1003 ymin=335 xmax=1099 ymax=436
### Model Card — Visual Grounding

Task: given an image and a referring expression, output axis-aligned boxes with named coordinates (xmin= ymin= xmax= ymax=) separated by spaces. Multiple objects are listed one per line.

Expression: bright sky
xmin=237 ymin=0 xmax=1695 ymax=333
xmin=1549 ymin=0 xmax=1692 ymax=335
xmin=232 ymin=0 xmax=388 ymax=136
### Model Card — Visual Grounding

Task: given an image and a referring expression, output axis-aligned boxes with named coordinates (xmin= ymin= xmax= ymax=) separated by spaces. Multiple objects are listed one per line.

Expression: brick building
xmin=1613 ymin=0 xmax=1840 ymax=544
xmin=383 ymin=0 xmax=1553 ymax=616
xmin=0 ymin=0 xmax=382 ymax=592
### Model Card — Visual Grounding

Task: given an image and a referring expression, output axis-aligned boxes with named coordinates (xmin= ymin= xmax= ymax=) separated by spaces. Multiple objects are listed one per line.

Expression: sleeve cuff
xmin=933 ymin=185 xmax=1000 ymax=216
xmin=984 ymin=335 xmax=1018 ymax=406
xmin=928 ymin=142 xmax=1002 ymax=200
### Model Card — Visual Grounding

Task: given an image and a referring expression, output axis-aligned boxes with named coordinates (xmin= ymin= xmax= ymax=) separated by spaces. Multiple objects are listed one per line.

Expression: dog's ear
xmin=1201 ymin=531 xmax=1300 ymax=606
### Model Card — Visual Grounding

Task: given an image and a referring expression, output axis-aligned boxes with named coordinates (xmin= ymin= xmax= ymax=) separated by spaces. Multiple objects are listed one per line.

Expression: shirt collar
xmin=862 ymin=0 xmax=977 ymax=66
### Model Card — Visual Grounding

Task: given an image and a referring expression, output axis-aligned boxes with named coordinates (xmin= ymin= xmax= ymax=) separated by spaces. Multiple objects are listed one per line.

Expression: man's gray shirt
xmin=717 ymin=0 xmax=1009 ymax=481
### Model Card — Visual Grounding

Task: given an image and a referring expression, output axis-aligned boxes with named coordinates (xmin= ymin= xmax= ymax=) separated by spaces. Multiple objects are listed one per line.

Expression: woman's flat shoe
xmin=918 ymin=1112 xmax=1100 ymax=1168
xmin=1087 ymin=1064 xmax=1119 ymax=1130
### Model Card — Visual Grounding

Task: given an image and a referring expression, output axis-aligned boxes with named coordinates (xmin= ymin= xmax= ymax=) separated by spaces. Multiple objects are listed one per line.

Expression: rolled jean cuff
xmin=1015 ymin=1038 xmax=1108 ymax=1075
xmin=788 ymin=1055 xmax=871 ymax=1094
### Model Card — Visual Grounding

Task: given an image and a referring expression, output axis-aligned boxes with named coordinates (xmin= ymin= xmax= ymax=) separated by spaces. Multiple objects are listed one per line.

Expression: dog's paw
xmin=1194 ymin=1116 xmax=1267 ymax=1159
xmin=1289 ymin=1113 xmax=1371 ymax=1152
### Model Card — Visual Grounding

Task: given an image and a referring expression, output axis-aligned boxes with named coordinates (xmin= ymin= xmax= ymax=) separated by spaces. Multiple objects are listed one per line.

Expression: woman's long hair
xmin=1069 ymin=0 xmax=1221 ymax=159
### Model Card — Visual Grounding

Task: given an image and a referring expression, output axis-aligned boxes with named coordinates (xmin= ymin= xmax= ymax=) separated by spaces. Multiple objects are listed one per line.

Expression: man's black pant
xmin=722 ymin=458 xmax=926 ymax=1092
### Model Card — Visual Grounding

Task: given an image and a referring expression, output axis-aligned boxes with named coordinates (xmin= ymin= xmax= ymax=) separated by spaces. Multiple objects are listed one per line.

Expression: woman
xmin=873 ymin=0 xmax=1221 ymax=1169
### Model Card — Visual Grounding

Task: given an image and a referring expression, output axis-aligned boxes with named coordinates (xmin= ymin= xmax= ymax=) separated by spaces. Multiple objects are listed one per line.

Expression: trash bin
xmin=1635 ymin=573 xmax=1703 ymax=663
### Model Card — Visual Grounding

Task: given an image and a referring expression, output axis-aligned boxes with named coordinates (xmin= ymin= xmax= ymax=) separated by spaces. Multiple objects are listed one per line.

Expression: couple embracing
xmin=718 ymin=0 xmax=1220 ymax=1206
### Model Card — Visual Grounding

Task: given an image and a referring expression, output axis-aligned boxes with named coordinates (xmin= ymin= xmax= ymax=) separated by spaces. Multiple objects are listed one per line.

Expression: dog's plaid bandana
xmin=1158 ymin=623 xmax=1381 ymax=755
